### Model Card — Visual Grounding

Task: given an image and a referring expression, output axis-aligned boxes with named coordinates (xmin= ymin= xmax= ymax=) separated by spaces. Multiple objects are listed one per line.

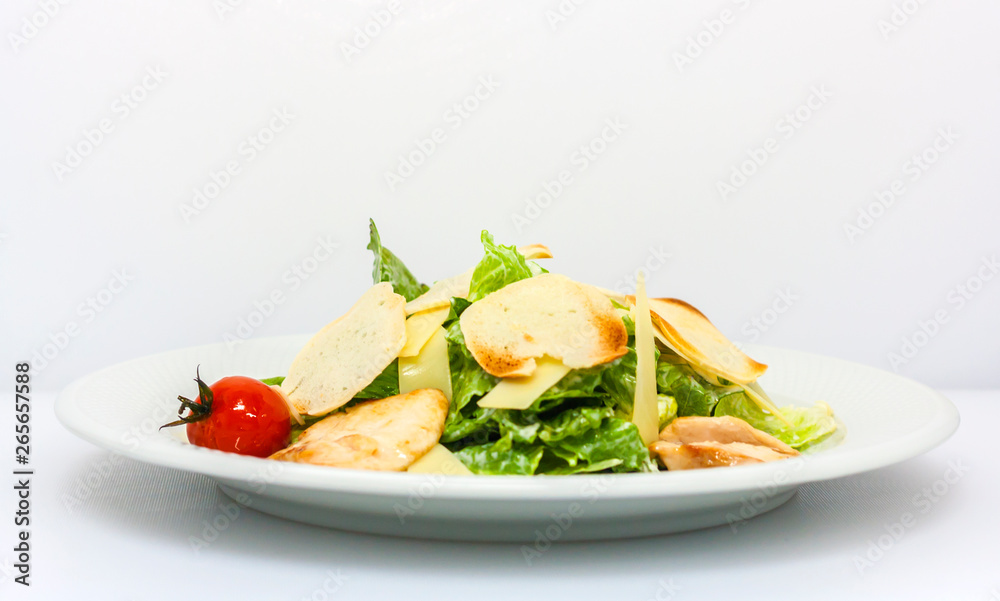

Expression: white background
xmin=2 ymin=1 xmax=999 ymax=391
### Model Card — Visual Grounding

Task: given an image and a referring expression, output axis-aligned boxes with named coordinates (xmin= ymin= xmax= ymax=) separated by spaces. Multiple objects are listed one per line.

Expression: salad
xmin=163 ymin=221 xmax=839 ymax=475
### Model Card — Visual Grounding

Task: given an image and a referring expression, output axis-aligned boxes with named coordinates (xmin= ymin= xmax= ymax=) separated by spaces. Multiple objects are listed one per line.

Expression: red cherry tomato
xmin=164 ymin=370 xmax=291 ymax=457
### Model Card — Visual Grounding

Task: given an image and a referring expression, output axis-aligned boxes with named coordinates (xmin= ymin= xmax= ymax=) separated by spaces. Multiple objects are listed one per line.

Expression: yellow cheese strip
xmin=399 ymin=307 xmax=450 ymax=357
xmin=632 ymin=272 xmax=660 ymax=445
xmin=741 ymin=380 xmax=790 ymax=425
xmin=406 ymin=444 xmax=473 ymax=475
xmin=476 ymin=357 xmax=571 ymax=410
xmin=398 ymin=326 xmax=453 ymax=401
xmin=270 ymin=385 xmax=304 ymax=426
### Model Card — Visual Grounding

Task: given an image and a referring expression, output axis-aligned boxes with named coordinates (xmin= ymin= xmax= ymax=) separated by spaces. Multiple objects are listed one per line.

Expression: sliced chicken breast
xmin=658 ymin=416 xmax=797 ymax=454
xmin=650 ymin=416 xmax=798 ymax=471
xmin=270 ymin=388 xmax=449 ymax=471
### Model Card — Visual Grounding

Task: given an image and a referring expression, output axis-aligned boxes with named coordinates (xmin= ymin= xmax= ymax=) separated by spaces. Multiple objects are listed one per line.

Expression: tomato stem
xmin=160 ymin=366 xmax=215 ymax=429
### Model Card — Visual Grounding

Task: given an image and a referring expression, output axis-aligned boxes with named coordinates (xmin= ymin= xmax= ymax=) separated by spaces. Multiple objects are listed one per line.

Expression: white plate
xmin=55 ymin=335 xmax=959 ymax=542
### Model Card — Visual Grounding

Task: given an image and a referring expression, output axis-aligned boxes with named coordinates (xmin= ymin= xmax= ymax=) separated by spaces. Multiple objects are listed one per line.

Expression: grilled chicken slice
xmin=270 ymin=388 xmax=449 ymax=470
xmin=649 ymin=416 xmax=798 ymax=470
xmin=650 ymin=441 xmax=793 ymax=469
xmin=658 ymin=416 xmax=797 ymax=452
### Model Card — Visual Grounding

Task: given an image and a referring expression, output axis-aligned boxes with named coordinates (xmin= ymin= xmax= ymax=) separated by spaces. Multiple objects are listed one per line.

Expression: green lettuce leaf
xmin=259 ymin=376 xmax=284 ymax=386
xmin=714 ymin=392 xmax=838 ymax=451
xmin=493 ymin=406 xmax=613 ymax=447
xmin=544 ymin=418 xmax=654 ymax=473
xmin=493 ymin=411 xmax=542 ymax=444
xmin=656 ymin=360 xmax=726 ymax=417
xmin=467 ymin=230 xmax=544 ymax=302
xmin=441 ymin=319 xmax=499 ymax=443
xmin=525 ymin=366 xmax=607 ymax=413
xmin=454 ymin=415 xmax=651 ymax=475
xmin=600 ymin=347 xmax=672 ymax=421
xmin=367 ymin=219 xmax=428 ymax=301
xmin=448 ymin=296 xmax=473 ymax=320
xmin=352 ymin=360 xmax=400 ymax=400
xmin=541 ymin=457 xmax=625 ymax=475
xmin=538 ymin=406 xmax=613 ymax=443
xmin=658 ymin=393 xmax=678 ymax=429
xmin=601 ymin=349 xmax=638 ymax=419
xmin=453 ymin=436 xmax=545 ymax=475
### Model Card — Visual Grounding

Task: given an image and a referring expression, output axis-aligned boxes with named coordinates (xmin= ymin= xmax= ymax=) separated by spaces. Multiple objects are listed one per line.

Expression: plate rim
xmin=54 ymin=336 xmax=961 ymax=501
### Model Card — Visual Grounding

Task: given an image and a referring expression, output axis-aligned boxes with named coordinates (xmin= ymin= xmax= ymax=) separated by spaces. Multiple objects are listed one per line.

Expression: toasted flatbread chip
xmin=627 ymin=296 xmax=768 ymax=385
xmin=404 ymin=244 xmax=553 ymax=315
xmin=638 ymin=297 xmax=786 ymax=423
xmin=460 ymin=273 xmax=628 ymax=377
xmin=271 ymin=389 xmax=449 ymax=470
xmin=281 ymin=283 xmax=407 ymax=416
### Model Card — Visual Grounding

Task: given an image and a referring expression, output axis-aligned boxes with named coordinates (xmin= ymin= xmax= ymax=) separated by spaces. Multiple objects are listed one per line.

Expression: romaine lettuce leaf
xmin=538 ymin=406 xmax=613 ymax=443
xmin=601 ymin=347 xmax=672 ymax=416
xmin=714 ymin=392 xmax=838 ymax=451
xmin=443 ymin=406 xmax=497 ymax=444
xmin=441 ymin=319 xmax=498 ymax=442
xmin=448 ymin=296 xmax=473 ymax=320
xmin=367 ymin=219 xmax=428 ymax=301
xmin=656 ymin=360 xmax=725 ymax=417
xmin=601 ymin=349 xmax=638 ymax=419
xmin=598 ymin=350 xmax=677 ymax=431
xmin=352 ymin=360 xmax=400 ymax=400
xmin=527 ymin=366 xmax=607 ymax=412
xmin=467 ymin=230 xmax=544 ymax=302
xmin=453 ymin=435 xmax=545 ymax=475
xmin=453 ymin=414 xmax=651 ymax=475
xmin=480 ymin=404 xmax=612 ymax=453
xmin=541 ymin=458 xmax=624 ymax=475
xmin=545 ymin=418 xmax=654 ymax=473
xmin=494 ymin=411 xmax=542 ymax=444
xmin=658 ymin=393 xmax=678 ymax=429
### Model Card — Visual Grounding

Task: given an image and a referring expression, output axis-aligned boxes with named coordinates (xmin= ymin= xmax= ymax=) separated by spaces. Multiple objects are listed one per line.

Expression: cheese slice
xmin=741 ymin=380 xmax=790 ymax=425
xmin=476 ymin=357 xmax=571 ymax=410
xmin=270 ymin=385 xmax=304 ymax=426
xmin=399 ymin=326 xmax=453 ymax=401
xmin=632 ymin=272 xmax=660 ymax=445
xmin=399 ymin=306 xmax=450 ymax=357
xmin=406 ymin=444 xmax=473 ymax=475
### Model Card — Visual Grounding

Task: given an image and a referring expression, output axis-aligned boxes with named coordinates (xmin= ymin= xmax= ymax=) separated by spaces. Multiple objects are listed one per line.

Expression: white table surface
xmin=1 ymin=390 xmax=996 ymax=600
